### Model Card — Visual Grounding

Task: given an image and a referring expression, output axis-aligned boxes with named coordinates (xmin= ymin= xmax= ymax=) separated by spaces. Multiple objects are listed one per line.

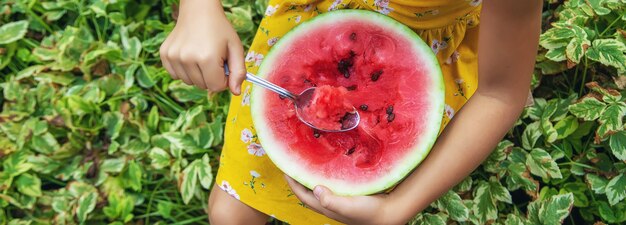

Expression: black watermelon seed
xmin=386 ymin=105 xmax=394 ymax=115
xmin=359 ymin=104 xmax=368 ymax=111
xmin=338 ymin=59 xmax=353 ymax=78
xmin=313 ymin=130 xmax=320 ymax=138
xmin=387 ymin=113 xmax=395 ymax=122
xmin=346 ymin=85 xmax=357 ymax=91
xmin=349 ymin=50 xmax=356 ymax=57
xmin=345 ymin=147 xmax=356 ymax=155
xmin=371 ymin=70 xmax=383 ymax=81
xmin=350 ymin=32 xmax=356 ymax=41
xmin=279 ymin=94 xmax=286 ymax=100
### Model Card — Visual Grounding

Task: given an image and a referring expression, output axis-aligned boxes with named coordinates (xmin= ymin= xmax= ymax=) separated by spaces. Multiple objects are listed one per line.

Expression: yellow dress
xmin=215 ymin=0 xmax=481 ymax=224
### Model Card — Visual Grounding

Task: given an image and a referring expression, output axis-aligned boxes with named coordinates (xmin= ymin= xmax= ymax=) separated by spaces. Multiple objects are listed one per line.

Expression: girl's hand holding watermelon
xmin=159 ymin=0 xmax=246 ymax=95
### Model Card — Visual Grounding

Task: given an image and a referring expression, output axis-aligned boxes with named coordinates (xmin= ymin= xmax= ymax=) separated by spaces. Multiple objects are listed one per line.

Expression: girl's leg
xmin=208 ymin=184 xmax=269 ymax=225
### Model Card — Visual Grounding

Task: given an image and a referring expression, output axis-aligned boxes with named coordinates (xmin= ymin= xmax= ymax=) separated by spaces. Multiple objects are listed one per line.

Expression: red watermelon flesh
xmin=251 ymin=10 xmax=444 ymax=195
xmin=300 ymin=85 xmax=354 ymax=131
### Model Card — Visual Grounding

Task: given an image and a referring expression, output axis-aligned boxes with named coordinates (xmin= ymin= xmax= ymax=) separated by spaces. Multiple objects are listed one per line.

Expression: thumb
xmin=313 ymin=186 xmax=352 ymax=214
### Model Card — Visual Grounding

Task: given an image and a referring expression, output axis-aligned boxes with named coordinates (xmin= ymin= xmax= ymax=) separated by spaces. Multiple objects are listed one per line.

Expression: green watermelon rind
xmin=250 ymin=10 xmax=444 ymax=196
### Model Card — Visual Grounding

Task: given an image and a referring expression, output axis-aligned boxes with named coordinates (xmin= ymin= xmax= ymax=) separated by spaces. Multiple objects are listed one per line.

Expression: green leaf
xmin=30 ymin=132 xmax=60 ymax=154
xmin=147 ymin=106 xmax=160 ymax=131
xmin=226 ymin=7 xmax=255 ymax=34
xmin=0 ymin=20 xmax=29 ymax=44
xmin=597 ymin=103 xmax=626 ymax=137
xmin=434 ymin=190 xmax=469 ymax=221
xmin=103 ymin=111 xmax=124 ymax=140
xmin=149 ymin=147 xmax=171 ymax=169
xmin=522 ymin=122 xmax=541 ymax=150
xmin=504 ymin=214 xmax=525 ymax=225
xmin=538 ymin=193 xmax=575 ymax=224
xmin=566 ymin=37 xmax=590 ymax=64
xmin=610 ymin=131 xmax=626 ymax=160
xmin=606 ymin=173 xmax=626 ymax=205
xmin=597 ymin=201 xmax=626 ymax=223
xmin=483 ymin=140 xmax=513 ymax=173
xmin=162 ymin=132 xmax=204 ymax=154
xmin=586 ymin=39 xmax=626 ymax=70
xmin=103 ymin=193 xmax=134 ymax=222
xmin=3 ymin=151 xmax=32 ymax=177
xmin=587 ymin=0 xmax=612 ymax=15
xmin=76 ymin=192 xmax=98 ymax=223
xmin=527 ymin=148 xmax=563 ymax=179
xmin=561 ymin=182 xmax=589 ymax=207
xmin=568 ymin=97 xmax=606 ymax=120
xmin=124 ymin=160 xmax=142 ymax=191
xmin=198 ymin=154 xmax=213 ymax=189
xmin=554 ymin=115 xmax=579 ymax=139
xmin=15 ymin=174 xmax=41 ymax=197
xmin=180 ymin=159 xmax=200 ymax=204
xmin=168 ymin=80 xmax=207 ymax=102
xmin=101 ymin=158 xmax=126 ymax=173
xmin=410 ymin=213 xmax=446 ymax=225
xmin=472 ymin=180 xmax=511 ymax=224
xmin=541 ymin=119 xmax=558 ymax=143
xmin=505 ymin=162 xmax=538 ymax=191
xmin=157 ymin=201 xmax=174 ymax=219
xmin=586 ymin=174 xmax=608 ymax=194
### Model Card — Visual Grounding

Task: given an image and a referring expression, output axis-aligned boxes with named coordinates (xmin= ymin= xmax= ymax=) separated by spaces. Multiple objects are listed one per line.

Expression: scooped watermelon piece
xmin=251 ymin=10 xmax=444 ymax=195
xmin=300 ymin=85 xmax=354 ymax=131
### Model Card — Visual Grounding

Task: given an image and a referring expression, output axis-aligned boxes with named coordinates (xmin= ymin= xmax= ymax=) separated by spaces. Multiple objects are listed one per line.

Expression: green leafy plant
xmin=0 ymin=0 xmax=625 ymax=224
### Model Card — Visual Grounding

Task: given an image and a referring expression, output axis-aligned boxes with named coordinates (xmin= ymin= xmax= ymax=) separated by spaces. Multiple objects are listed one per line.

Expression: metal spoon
xmin=224 ymin=65 xmax=360 ymax=132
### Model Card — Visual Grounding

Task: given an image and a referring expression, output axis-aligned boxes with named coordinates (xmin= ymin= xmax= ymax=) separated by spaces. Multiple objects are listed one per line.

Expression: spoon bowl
xmin=294 ymin=87 xmax=360 ymax=132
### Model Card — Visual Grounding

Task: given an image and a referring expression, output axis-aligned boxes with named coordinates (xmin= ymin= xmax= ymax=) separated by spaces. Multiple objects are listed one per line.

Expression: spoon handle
xmin=224 ymin=64 xmax=297 ymax=100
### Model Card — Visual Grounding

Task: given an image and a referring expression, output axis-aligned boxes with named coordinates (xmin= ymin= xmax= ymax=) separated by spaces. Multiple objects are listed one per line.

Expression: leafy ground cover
xmin=0 ymin=0 xmax=624 ymax=224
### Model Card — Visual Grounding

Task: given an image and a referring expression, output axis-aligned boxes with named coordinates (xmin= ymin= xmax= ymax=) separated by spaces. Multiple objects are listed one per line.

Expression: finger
xmin=226 ymin=40 xmax=246 ymax=95
xmin=182 ymin=58 xmax=208 ymax=89
xmin=313 ymin=185 xmax=356 ymax=216
xmin=172 ymin=60 xmax=193 ymax=85
xmin=199 ymin=55 xmax=227 ymax=92
xmin=284 ymin=175 xmax=343 ymax=220
xmin=159 ymin=38 xmax=178 ymax=80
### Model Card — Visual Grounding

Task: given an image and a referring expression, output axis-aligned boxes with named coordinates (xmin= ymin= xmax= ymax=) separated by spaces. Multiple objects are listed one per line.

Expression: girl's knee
xmin=208 ymin=186 xmax=268 ymax=225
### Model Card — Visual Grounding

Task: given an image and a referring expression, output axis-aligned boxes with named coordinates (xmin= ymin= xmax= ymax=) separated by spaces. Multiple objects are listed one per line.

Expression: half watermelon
xmin=250 ymin=10 xmax=444 ymax=196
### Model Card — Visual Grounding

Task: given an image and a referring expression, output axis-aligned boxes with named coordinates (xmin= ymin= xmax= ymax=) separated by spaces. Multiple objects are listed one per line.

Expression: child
xmin=159 ymin=0 xmax=543 ymax=224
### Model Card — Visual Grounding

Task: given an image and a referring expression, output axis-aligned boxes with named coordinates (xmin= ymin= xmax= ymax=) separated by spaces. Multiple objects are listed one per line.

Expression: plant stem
xmin=144 ymin=177 xmax=166 ymax=225
xmin=579 ymin=56 xmax=588 ymax=96
xmin=599 ymin=15 xmax=623 ymax=37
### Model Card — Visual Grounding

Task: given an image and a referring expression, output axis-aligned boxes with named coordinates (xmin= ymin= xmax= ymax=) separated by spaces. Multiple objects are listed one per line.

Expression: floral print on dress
xmin=446 ymin=51 xmax=460 ymax=64
xmin=431 ymin=39 xmax=448 ymax=55
xmin=444 ymin=104 xmax=455 ymax=119
xmin=219 ymin=180 xmax=240 ymax=200
xmin=328 ymin=0 xmax=342 ymax=11
xmin=245 ymin=51 xmax=264 ymax=66
xmin=241 ymin=128 xmax=253 ymax=143
xmin=244 ymin=170 xmax=264 ymax=194
xmin=267 ymin=37 xmax=279 ymax=46
xmin=453 ymin=78 xmax=468 ymax=99
xmin=265 ymin=5 xmax=279 ymax=16
xmin=415 ymin=9 xmax=439 ymax=17
xmin=373 ymin=0 xmax=394 ymax=15
xmin=247 ymin=143 xmax=266 ymax=156
xmin=241 ymin=86 xmax=251 ymax=106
